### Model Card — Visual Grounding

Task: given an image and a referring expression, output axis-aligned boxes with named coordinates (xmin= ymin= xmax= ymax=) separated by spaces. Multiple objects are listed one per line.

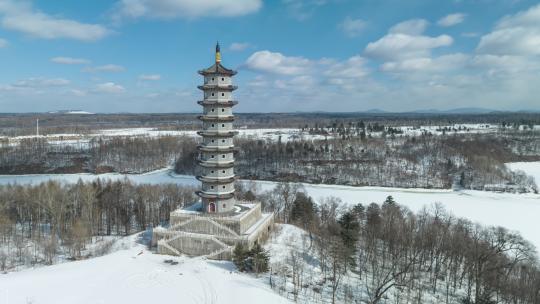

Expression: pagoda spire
xmin=215 ymin=41 xmax=221 ymax=63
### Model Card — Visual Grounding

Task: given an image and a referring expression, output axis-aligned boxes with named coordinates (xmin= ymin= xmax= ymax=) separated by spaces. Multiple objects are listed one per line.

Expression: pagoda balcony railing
xmin=198 ymin=159 xmax=235 ymax=168
xmin=197 ymin=115 xmax=235 ymax=122
xmin=197 ymin=130 xmax=239 ymax=137
xmin=197 ymin=145 xmax=237 ymax=153
xmin=197 ymin=100 xmax=238 ymax=106
xmin=197 ymin=84 xmax=238 ymax=91
xmin=196 ymin=175 xmax=236 ymax=184
xmin=195 ymin=190 xmax=235 ymax=200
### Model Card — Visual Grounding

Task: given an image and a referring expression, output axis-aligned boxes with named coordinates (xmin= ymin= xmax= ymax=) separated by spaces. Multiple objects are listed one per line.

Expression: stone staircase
xmin=158 ymin=230 xmax=233 ymax=258
xmin=169 ymin=216 xmax=240 ymax=238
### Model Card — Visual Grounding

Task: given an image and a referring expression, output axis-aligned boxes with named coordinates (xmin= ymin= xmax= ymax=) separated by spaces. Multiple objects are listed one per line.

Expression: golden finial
xmin=215 ymin=41 xmax=221 ymax=63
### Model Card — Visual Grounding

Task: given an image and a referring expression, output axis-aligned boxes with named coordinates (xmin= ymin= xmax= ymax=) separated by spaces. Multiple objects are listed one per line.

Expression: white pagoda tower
xmin=152 ymin=44 xmax=274 ymax=260
xmin=195 ymin=42 xmax=238 ymax=214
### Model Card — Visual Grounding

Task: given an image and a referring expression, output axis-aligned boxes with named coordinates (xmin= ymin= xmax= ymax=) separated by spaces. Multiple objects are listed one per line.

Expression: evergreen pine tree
xmin=250 ymin=243 xmax=270 ymax=273
xmin=338 ymin=211 xmax=360 ymax=268
xmin=384 ymin=195 xmax=396 ymax=205
xmin=232 ymin=243 xmax=248 ymax=272
xmin=351 ymin=203 xmax=365 ymax=223
xmin=290 ymin=192 xmax=317 ymax=229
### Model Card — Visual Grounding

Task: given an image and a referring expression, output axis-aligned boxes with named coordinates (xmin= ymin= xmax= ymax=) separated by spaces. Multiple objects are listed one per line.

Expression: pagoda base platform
xmin=152 ymin=202 xmax=274 ymax=260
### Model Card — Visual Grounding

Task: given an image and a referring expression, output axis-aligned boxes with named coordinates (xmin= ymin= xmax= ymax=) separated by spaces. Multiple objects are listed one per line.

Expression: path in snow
xmin=0 ymin=163 xmax=539 ymax=251
xmin=0 ymin=235 xmax=290 ymax=304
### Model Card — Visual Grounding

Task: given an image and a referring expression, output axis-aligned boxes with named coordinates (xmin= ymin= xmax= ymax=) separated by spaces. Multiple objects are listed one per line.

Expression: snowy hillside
xmin=0 ymin=234 xmax=290 ymax=304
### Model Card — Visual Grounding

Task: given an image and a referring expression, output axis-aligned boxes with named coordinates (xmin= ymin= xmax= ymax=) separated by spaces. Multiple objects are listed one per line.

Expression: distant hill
xmin=410 ymin=107 xmax=496 ymax=114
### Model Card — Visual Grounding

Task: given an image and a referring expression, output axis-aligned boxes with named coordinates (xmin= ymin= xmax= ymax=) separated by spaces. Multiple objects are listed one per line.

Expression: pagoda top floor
xmin=198 ymin=62 xmax=237 ymax=76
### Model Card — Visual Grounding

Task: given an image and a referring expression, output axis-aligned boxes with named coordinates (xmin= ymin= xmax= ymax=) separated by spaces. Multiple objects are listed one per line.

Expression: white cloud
xmin=477 ymin=4 xmax=540 ymax=56
xmin=247 ymin=75 xmax=268 ymax=87
xmin=365 ymin=33 xmax=453 ymax=61
xmin=51 ymin=57 xmax=90 ymax=65
xmin=112 ymin=0 xmax=262 ymax=21
xmin=0 ymin=77 xmax=71 ymax=95
xmin=324 ymin=55 xmax=369 ymax=79
xmin=366 ymin=19 xmax=453 ymax=61
xmin=381 ymin=53 xmax=469 ymax=73
xmin=437 ymin=13 xmax=466 ymax=27
xmin=472 ymin=54 xmax=525 ymax=69
xmin=462 ymin=32 xmax=480 ymax=38
xmin=94 ymin=82 xmax=125 ymax=94
xmin=229 ymin=42 xmax=251 ymax=51
xmin=0 ymin=37 xmax=7 ymax=47
xmin=14 ymin=77 xmax=70 ymax=88
xmin=339 ymin=17 xmax=367 ymax=37
xmin=282 ymin=0 xmax=328 ymax=21
xmin=389 ymin=19 xmax=429 ymax=35
xmin=84 ymin=64 xmax=125 ymax=73
xmin=322 ymin=55 xmax=370 ymax=91
xmin=471 ymin=54 xmax=540 ymax=77
xmin=0 ymin=0 xmax=110 ymax=41
xmin=70 ymin=89 xmax=87 ymax=97
xmin=243 ymin=50 xmax=371 ymax=98
xmin=139 ymin=74 xmax=161 ymax=81
xmin=245 ymin=50 xmax=311 ymax=75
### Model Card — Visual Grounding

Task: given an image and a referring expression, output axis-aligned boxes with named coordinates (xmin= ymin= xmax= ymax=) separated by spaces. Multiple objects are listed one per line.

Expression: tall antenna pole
xmin=36 ymin=119 xmax=39 ymax=136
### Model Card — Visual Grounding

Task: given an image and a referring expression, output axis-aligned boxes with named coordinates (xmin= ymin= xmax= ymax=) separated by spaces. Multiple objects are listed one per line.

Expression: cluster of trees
xmin=0 ymin=180 xmax=196 ymax=270
xmin=232 ymin=243 xmax=270 ymax=274
xmin=176 ymin=131 xmax=539 ymax=192
xmin=87 ymin=136 xmax=196 ymax=173
xmin=252 ymin=184 xmax=540 ymax=303
xmin=0 ymin=135 xmax=196 ymax=174
xmin=1 ymin=128 xmax=538 ymax=193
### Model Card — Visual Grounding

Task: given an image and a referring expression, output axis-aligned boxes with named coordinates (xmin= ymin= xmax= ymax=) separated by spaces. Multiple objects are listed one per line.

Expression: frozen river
xmin=0 ymin=163 xmax=539 ymax=251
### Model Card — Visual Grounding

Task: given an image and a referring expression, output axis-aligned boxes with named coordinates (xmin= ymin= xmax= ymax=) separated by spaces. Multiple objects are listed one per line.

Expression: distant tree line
xmin=0 ymin=129 xmax=538 ymax=192
xmin=179 ymin=131 xmax=540 ymax=192
xmin=1 ymin=112 xmax=538 ymax=136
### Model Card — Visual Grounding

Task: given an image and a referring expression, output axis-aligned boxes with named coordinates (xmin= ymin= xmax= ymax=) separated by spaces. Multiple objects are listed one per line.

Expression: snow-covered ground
xmin=96 ymin=127 xmax=313 ymax=143
xmin=1 ymin=163 xmax=539 ymax=303
xmin=1 ymin=162 xmax=539 ymax=250
xmin=0 ymin=233 xmax=290 ymax=304
xmin=507 ymin=162 xmax=540 ymax=187
xmin=1 ymin=128 xmax=313 ymax=147
xmin=3 ymin=124 xmax=539 ymax=147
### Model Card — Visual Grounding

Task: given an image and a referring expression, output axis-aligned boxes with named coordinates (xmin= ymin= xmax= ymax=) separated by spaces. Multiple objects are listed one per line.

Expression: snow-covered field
xmin=1 ymin=162 xmax=539 ymax=250
xmin=507 ymin=162 xmax=540 ymax=186
xmin=3 ymin=124 xmax=539 ymax=147
xmin=0 ymin=234 xmax=290 ymax=304
xmin=97 ymin=127 xmax=325 ymax=143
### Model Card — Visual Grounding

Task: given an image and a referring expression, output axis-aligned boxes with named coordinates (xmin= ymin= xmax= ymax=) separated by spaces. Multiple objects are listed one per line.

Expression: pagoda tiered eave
xmin=197 ymin=160 xmax=235 ymax=168
xmin=196 ymin=175 xmax=237 ymax=184
xmin=197 ymin=100 xmax=238 ymax=106
xmin=197 ymin=84 xmax=238 ymax=91
xmin=195 ymin=190 xmax=235 ymax=200
xmin=197 ymin=130 xmax=239 ymax=137
xmin=197 ymin=63 xmax=237 ymax=76
xmin=197 ymin=145 xmax=237 ymax=153
xmin=197 ymin=115 xmax=235 ymax=122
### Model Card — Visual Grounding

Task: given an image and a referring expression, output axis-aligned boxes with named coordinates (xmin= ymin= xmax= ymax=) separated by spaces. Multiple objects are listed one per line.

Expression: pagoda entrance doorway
xmin=209 ymin=202 xmax=216 ymax=213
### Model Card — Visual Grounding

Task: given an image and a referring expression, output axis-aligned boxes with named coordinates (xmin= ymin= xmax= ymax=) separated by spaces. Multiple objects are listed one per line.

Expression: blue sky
xmin=0 ymin=0 xmax=539 ymax=113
